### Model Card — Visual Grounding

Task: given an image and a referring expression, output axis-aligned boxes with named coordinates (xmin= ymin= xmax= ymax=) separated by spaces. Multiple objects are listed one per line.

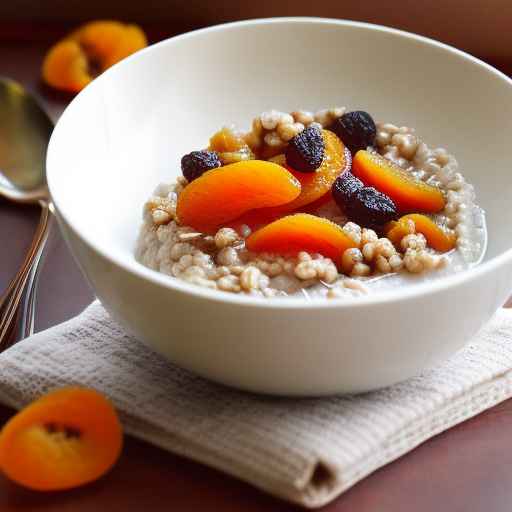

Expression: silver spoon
xmin=0 ymin=77 xmax=54 ymax=348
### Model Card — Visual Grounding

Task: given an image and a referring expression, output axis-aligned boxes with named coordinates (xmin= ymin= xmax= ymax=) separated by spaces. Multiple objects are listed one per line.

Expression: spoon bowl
xmin=0 ymin=78 xmax=53 ymax=201
xmin=0 ymin=77 xmax=54 ymax=347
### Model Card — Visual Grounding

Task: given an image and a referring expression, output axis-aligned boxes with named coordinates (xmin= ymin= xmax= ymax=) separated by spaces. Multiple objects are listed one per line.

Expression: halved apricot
xmin=234 ymin=130 xmax=349 ymax=229
xmin=246 ymin=213 xmax=357 ymax=266
xmin=227 ymin=208 xmax=282 ymax=232
xmin=208 ymin=127 xmax=254 ymax=164
xmin=176 ymin=160 xmax=301 ymax=233
xmin=209 ymin=127 xmax=247 ymax=153
xmin=0 ymin=387 xmax=122 ymax=491
xmin=284 ymin=130 xmax=350 ymax=211
xmin=386 ymin=213 xmax=456 ymax=252
xmin=384 ymin=219 xmax=412 ymax=247
xmin=42 ymin=21 xmax=147 ymax=93
xmin=352 ymin=150 xmax=445 ymax=213
xmin=229 ymin=190 xmax=336 ymax=232
xmin=41 ymin=40 xmax=92 ymax=93
xmin=303 ymin=190 xmax=334 ymax=212
xmin=78 ymin=21 xmax=147 ymax=70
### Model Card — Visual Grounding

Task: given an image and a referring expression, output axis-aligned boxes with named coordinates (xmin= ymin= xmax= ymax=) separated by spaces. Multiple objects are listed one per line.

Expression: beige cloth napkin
xmin=0 ymin=302 xmax=512 ymax=508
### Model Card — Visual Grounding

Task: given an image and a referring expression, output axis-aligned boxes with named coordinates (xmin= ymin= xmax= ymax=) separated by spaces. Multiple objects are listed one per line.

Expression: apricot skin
xmin=0 ymin=387 xmax=122 ymax=491
xmin=233 ymin=130 xmax=349 ymax=230
xmin=385 ymin=213 xmax=456 ymax=252
xmin=283 ymin=130 xmax=350 ymax=212
xmin=42 ymin=40 xmax=91 ymax=93
xmin=352 ymin=150 xmax=445 ymax=213
xmin=176 ymin=160 xmax=301 ymax=233
xmin=42 ymin=21 xmax=147 ymax=93
xmin=246 ymin=213 xmax=357 ymax=266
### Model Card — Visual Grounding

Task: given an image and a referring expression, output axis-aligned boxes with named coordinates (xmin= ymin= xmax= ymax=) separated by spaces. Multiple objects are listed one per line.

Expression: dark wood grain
xmin=1 ymin=31 xmax=512 ymax=512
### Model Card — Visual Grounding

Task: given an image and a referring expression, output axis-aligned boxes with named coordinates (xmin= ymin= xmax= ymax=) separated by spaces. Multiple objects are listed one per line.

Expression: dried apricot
xmin=385 ymin=214 xmax=456 ymax=252
xmin=0 ymin=387 xmax=122 ymax=491
xmin=208 ymin=127 xmax=254 ymax=164
xmin=303 ymin=190 xmax=334 ymax=212
xmin=42 ymin=20 xmax=147 ymax=93
xmin=78 ymin=21 xmax=146 ymax=70
xmin=226 ymin=132 xmax=348 ymax=231
xmin=284 ymin=130 xmax=350 ymax=211
xmin=41 ymin=40 xmax=92 ymax=92
xmin=246 ymin=213 xmax=357 ymax=266
xmin=352 ymin=150 xmax=445 ymax=213
xmin=384 ymin=219 xmax=413 ymax=247
xmin=176 ymin=160 xmax=301 ymax=233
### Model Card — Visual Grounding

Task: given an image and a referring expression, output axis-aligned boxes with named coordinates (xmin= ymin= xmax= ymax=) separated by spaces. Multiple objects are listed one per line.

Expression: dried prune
xmin=346 ymin=186 xmax=397 ymax=226
xmin=332 ymin=171 xmax=363 ymax=208
xmin=285 ymin=125 xmax=325 ymax=172
xmin=181 ymin=151 xmax=221 ymax=182
xmin=330 ymin=111 xmax=376 ymax=154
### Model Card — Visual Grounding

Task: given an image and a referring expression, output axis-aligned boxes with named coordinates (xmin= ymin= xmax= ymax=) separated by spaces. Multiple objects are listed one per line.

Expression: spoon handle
xmin=0 ymin=201 xmax=51 ymax=349
xmin=17 ymin=211 xmax=54 ymax=340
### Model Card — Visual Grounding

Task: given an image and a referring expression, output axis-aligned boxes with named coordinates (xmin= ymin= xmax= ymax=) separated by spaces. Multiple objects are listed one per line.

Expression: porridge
xmin=136 ymin=108 xmax=486 ymax=299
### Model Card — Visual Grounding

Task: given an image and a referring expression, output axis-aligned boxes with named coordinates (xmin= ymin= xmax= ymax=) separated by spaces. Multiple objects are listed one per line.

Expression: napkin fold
xmin=0 ymin=302 xmax=511 ymax=508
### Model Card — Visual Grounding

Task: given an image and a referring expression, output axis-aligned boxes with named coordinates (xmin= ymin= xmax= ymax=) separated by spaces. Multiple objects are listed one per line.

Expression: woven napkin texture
xmin=0 ymin=302 xmax=511 ymax=508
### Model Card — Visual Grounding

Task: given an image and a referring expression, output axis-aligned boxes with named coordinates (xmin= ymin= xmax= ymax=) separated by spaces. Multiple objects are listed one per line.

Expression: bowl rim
xmin=47 ymin=16 xmax=512 ymax=310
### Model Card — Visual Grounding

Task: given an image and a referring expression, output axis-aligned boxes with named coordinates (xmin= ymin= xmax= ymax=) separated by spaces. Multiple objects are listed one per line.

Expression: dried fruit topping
xmin=181 ymin=150 xmax=221 ymax=182
xmin=332 ymin=171 xmax=364 ymax=208
xmin=346 ymin=187 xmax=397 ymax=226
xmin=279 ymin=130 xmax=349 ymax=211
xmin=208 ymin=127 xmax=255 ymax=165
xmin=176 ymin=160 xmax=301 ymax=233
xmin=42 ymin=21 xmax=147 ymax=93
xmin=245 ymin=213 xmax=357 ymax=266
xmin=384 ymin=218 xmax=413 ymax=247
xmin=386 ymin=214 xmax=456 ymax=252
xmin=0 ymin=387 xmax=122 ymax=491
xmin=352 ymin=150 xmax=446 ymax=213
xmin=232 ymin=130 xmax=349 ymax=230
xmin=330 ymin=111 xmax=376 ymax=154
xmin=285 ymin=125 xmax=325 ymax=172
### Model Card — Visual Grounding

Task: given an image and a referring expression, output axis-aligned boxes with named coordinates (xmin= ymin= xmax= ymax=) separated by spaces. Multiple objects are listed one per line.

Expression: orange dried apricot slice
xmin=176 ymin=160 xmax=301 ymax=233
xmin=233 ymin=130 xmax=349 ymax=229
xmin=78 ymin=21 xmax=147 ymax=70
xmin=208 ymin=127 xmax=254 ymax=164
xmin=385 ymin=214 xmax=456 ymax=252
xmin=209 ymin=127 xmax=247 ymax=153
xmin=384 ymin=219 xmax=412 ymax=247
xmin=229 ymin=190 xmax=336 ymax=233
xmin=41 ymin=40 xmax=92 ymax=92
xmin=284 ymin=129 xmax=349 ymax=211
xmin=42 ymin=20 xmax=147 ymax=93
xmin=246 ymin=213 xmax=357 ymax=266
xmin=352 ymin=150 xmax=445 ymax=213
xmin=303 ymin=190 xmax=334 ymax=212
xmin=0 ymin=387 xmax=122 ymax=491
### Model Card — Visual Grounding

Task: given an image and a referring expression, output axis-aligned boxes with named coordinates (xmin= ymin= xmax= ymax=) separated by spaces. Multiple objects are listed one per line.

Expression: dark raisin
xmin=285 ymin=126 xmax=325 ymax=172
xmin=346 ymin=187 xmax=397 ymax=226
xmin=181 ymin=150 xmax=221 ymax=182
xmin=330 ymin=111 xmax=376 ymax=154
xmin=332 ymin=171 xmax=364 ymax=209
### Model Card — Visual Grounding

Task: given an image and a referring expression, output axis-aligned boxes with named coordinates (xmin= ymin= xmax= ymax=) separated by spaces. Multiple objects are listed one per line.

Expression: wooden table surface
xmin=1 ymin=34 xmax=512 ymax=512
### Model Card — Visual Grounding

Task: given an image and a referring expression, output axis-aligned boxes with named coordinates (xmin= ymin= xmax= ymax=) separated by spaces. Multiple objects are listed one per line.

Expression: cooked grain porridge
xmin=135 ymin=108 xmax=486 ymax=299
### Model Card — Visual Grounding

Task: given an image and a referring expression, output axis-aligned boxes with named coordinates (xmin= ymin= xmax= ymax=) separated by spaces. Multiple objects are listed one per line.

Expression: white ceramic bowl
xmin=47 ymin=18 xmax=512 ymax=396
